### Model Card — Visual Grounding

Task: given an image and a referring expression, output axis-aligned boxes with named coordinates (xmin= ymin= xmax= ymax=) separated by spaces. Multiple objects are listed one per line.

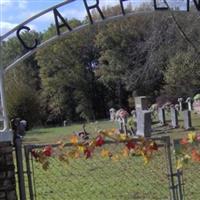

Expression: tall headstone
xmin=136 ymin=111 xmax=152 ymax=137
xmin=183 ymin=110 xmax=192 ymax=130
xmin=170 ymin=107 xmax=179 ymax=128
xmin=175 ymin=104 xmax=180 ymax=111
xmin=186 ymin=97 xmax=192 ymax=111
xmin=135 ymin=96 xmax=151 ymax=137
xmin=109 ymin=108 xmax=116 ymax=121
xmin=158 ymin=107 xmax=166 ymax=126
xmin=135 ymin=96 xmax=149 ymax=113
xmin=178 ymin=98 xmax=183 ymax=111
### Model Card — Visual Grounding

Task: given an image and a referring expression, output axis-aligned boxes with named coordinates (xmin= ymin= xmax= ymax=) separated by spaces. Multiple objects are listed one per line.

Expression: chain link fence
xmin=20 ymin=137 xmax=177 ymax=200
xmin=174 ymin=140 xmax=200 ymax=200
xmin=181 ymin=162 xmax=200 ymax=199
xmin=13 ymin=133 xmax=200 ymax=200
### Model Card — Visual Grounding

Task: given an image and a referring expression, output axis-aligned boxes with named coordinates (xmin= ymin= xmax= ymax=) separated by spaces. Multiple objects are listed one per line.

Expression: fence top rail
xmin=23 ymin=136 xmax=169 ymax=150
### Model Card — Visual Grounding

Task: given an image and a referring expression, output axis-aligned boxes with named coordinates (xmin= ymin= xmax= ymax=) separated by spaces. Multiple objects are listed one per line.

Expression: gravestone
xmin=170 ymin=107 xmax=179 ymax=128
xmin=135 ymin=96 xmax=149 ymax=113
xmin=178 ymin=98 xmax=183 ymax=111
xmin=175 ymin=104 xmax=179 ymax=111
xmin=63 ymin=120 xmax=67 ymax=127
xmin=109 ymin=108 xmax=116 ymax=121
xmin=131 ymin=110 xmax=137 ymax=125
xmin=136 ymin=111 xmax=152 ymax=137
xmin=186 ymin=97 xmax=192 ymax=111
xmin=183 ymin=110 xmax=193 ymax=130
xmin=158 ymin=107 xmax=166 ymax=126
xmin=116 ymin=109 xmax=129 ymax=134
xmin=135 ymin=96 xmax=151 ymax=137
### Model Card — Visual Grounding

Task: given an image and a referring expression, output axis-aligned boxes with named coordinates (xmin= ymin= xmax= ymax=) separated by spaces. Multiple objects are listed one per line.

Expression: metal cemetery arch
xmin=0 ymin=0 xmax=200 ymax=137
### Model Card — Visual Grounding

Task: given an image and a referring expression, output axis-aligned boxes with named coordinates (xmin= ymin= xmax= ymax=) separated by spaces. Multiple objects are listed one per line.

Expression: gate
xmin=14 ymin=136 xmax=183 ymax=200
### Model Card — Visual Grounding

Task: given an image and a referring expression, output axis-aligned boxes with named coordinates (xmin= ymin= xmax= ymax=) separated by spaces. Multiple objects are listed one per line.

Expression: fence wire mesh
xmin=179 ymin=157 xmax=200 ymax=199
xmin=24 ymin=139 xmax=172 ymax=200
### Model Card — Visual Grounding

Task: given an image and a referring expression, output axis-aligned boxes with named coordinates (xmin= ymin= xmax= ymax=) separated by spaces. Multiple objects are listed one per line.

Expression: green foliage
xmin=2 ymin=32 xmax=42 ymax=126
xmin=6 ymin=79 xmax=40 ymax=127
xmin=164 ymin=52 xmax=200 ymax=97
xmin=2 ymin=5 xmax=200 ymax=126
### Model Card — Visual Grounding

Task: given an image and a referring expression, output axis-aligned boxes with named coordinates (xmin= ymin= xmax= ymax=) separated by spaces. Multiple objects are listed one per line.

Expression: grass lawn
xmin=25 ymin=113 xmax=200 ymax=144
xmin=21 ymin=113 xmax=200 ymax=200
xmin=25 ymin=144 xmax=170 ymax=200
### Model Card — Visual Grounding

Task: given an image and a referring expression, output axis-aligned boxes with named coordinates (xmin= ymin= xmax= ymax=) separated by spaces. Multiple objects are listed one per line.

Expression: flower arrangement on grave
xmin=193 ymin=94 xmax=200 ymax=114
xmin=174 ymin=132 xmax=200 ymax=170
xmin=31 ymin=128 xmax=159 ymax=170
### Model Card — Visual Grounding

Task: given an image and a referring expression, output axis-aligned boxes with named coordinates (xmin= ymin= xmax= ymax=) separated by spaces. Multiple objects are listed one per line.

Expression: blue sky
xmin=0 ymin=0 xmax=190 ymax=37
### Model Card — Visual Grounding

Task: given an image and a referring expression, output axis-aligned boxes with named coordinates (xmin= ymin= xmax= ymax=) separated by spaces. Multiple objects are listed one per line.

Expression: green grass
xmin=26 ymin=144 xmax=170 ymax=200
xmin=25 ymin=120 xmax=116 ymax=144
xmin=20 ymin=113 xmax=200 ymax=200
xmin=25 ymin=113 xmax=200 ymax=144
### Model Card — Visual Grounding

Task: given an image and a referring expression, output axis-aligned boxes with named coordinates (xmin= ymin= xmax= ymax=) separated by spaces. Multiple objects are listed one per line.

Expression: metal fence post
xmin=176 ymin=169 xmax=184 ymax=200
xmin=15 ymin=137 xmax=26 ymax=200
xmin=162 ymin=136 xmax=177 ymax=200
xmin=24 ymin=145 xmax=34 ymax=200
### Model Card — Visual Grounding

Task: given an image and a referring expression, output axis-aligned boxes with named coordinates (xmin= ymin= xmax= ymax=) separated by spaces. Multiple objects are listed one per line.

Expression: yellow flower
xmin=141 ymin=151 xmax=150 ymax=165
xmin=184 ymin=154 xmax=191 ymax=160
xmin=101 ymin=149 xmax=111 ymax=158
xmin=122 ymin=147 xmax=129 ymax=157
xmin=176 ymin=159 xmax=183 ymax=170
xmin=78 ymin=145 xmax=85 ymax=153
xmin=187 ymin=132 xmax=196 ymax=143
xmin=111 ymin=128 xmax=116 ymax=132
xmin=112 ymin=154 xmax=120 ymax=162
xmin=143 ymin=155 xmax=149 ymax=165
xmin=118 ymin=134 xmax=127 ymax=141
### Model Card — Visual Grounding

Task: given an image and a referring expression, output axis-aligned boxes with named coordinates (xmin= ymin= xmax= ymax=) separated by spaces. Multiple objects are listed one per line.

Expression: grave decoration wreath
xmin=31 ymin=128 xmax=158 ymax=171
xmin=174 ymin=132 xmax=200 ymax=170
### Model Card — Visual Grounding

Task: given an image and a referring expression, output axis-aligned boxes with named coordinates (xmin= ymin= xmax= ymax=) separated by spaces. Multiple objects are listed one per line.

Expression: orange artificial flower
xmin=70 ymin=135 xmax=78 ymax=145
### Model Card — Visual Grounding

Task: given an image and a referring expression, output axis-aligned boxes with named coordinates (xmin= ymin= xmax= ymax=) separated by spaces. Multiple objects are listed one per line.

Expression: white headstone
xmin=116 ymin=109 xmax=129 ymax=134
xmin=136 ymin=110 xmax=152 ymax=137
xmin=178 ymin=98 xmax=183 ymax=111
xmin=170 ymin=107 xmax=178 ymax=128
xmin=109 ymin=108 xmax=116 ymax=121
xmin=186 ymin=97 xmax=192 ymax=111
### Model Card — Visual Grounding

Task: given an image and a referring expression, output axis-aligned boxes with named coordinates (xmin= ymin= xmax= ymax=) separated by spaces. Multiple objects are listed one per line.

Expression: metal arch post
xmin=0 ymin=68 xmax=9 ymax=132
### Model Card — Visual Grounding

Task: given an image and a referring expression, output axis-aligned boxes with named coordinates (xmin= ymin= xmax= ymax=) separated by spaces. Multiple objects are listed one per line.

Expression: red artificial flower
xmin=191 ymin=149 xmax=200 ymax=162
xmin=43 ymin=145 xmax=53 ymax=157
xmin=31 ymin=149 xmax=37 ymax=158
xmin=180 ymin=138 xmax=188 ymax=145
xmin=95 ymin=135 xmax=105 ymax=147
xmin=126 ymin=141 xmax=135 ymax=150
xmin=149 ymin=142 xmax=158 ymax=151
xmin=84 ymin=148 xmax=92 ymax=159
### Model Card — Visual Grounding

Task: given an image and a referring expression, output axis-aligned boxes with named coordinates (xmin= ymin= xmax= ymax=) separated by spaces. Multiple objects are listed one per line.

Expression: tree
xmin=164 ymin=51 xmax=200 ymax=97
xmin=2 ymin=31 xmax=42 ymax=126
xmin=36 ymin=19 xmax=107 ymax=123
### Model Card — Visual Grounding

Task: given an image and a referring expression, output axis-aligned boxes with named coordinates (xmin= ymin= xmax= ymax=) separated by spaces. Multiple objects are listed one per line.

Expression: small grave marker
xmin=109 ymin=108 xmax=116 ymax=121
xmin=158 ymin=107 xmax=166 ymax=126
xmin=170 ymin=107 xmax=179 ymax=128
